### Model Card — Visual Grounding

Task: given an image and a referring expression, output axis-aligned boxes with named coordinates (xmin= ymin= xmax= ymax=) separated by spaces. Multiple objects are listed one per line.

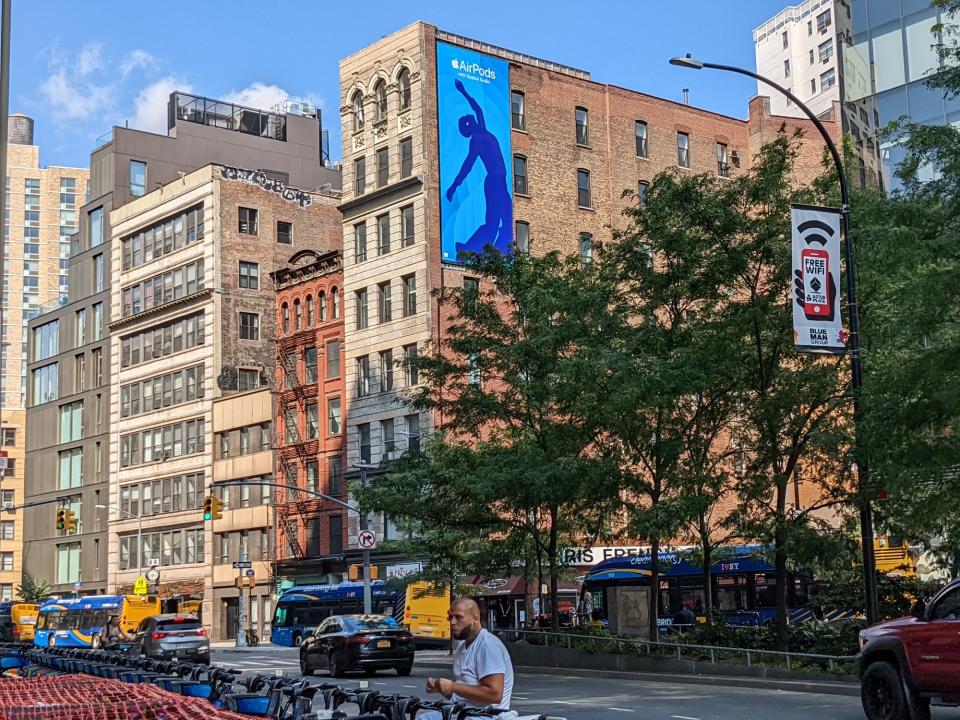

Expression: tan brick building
xmin=336 ymin=22 xmax=841 ymax=552
xmin=1 ymin=116 xmax=88 ymax=599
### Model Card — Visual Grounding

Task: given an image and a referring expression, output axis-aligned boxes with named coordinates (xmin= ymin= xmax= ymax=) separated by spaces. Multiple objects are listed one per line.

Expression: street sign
xmin=133 ymin=577 xmax=148 ymax=595
xmin=232 ymin=561 xmax=252 ymax=569
xmin=145 ymin=568 xmax=160 ymax=583
xmin=791 ymin=204 xmax=846 ymax=354
xmin=358 ymin=529 xmax=378 ymax=550
xmin=245 ymin=569 xmax=255 ymax=578
xmin=147 ymin=558 xmax=160 ymax=567
xmin=73 ymin=581 xmax=82 ymax=591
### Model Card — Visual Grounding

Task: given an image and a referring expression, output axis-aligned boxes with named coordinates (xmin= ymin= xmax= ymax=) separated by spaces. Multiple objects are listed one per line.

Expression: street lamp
xmin=97 ymin=504 xmax=143 ymax=577
xmin=669 ymin=54 xmax=880 ymax=624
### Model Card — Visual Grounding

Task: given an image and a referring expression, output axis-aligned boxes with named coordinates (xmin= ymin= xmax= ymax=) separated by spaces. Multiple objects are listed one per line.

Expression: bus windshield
xmin=273 ymin=605 xmax=289 ymax=627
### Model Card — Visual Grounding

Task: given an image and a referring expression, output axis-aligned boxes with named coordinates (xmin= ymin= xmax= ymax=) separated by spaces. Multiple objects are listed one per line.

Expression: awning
xmin=473 ymin=576 xmax=579 ymax=597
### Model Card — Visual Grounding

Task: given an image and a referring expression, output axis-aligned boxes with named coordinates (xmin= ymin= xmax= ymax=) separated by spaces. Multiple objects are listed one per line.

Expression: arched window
xmin=306 ymin=295 xmax=314 ymax=326
xmin=332 ymin=287 xmax=340 ymax=319
xmin=398 ymin=68 xmax=411 ymax=110
xmin=319 ymin=291 xmax=327 ymax=321
xmin=281 ymin=303 xmax=290 ymax=334
xmin=294 ymin=299 xmax=302 ymax=329
xmin=374 ymin=79 xmax=387 ymax=121
xmin=352 ymin=91 xmax=365 ymax=131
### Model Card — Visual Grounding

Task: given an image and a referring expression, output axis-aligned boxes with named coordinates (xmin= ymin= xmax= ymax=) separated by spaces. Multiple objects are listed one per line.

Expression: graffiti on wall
xmin=220 ymin=166 xmax=313 ymax=208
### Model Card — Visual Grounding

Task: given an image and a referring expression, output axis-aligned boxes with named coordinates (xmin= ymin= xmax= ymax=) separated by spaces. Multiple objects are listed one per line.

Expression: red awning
xmin=474 ymin=576 xmax=579 ymax=597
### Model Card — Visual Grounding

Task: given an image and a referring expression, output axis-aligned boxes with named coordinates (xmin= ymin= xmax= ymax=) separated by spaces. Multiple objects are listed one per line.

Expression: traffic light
xmin=348 ymin=564 xmax=378 ymax=581
xmin=203 ymin=495 xmax=223 ymax=521
xmin=63 ymin=509 xmax=77 ymax=533
xmin=55 ymin=508 xmax=66 ymax=531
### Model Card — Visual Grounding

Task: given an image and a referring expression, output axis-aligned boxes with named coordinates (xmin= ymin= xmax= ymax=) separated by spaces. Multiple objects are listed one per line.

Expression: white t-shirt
xmin=452 ymin=628 xmax=514 ymax=710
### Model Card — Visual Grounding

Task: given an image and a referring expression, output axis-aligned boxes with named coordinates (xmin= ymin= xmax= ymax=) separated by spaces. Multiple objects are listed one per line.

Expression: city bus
xmin=583 ymin=544 xmax=822 ymax=627
xmin=34 ymin=595 xmax=160 ymax=648
xmin=270 ymin=580 xmax=450 ymax=646
xmin=0 ymin=602 xmax=40 ymax=643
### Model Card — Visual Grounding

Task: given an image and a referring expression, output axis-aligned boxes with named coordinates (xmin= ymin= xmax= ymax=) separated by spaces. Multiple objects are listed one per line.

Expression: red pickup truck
xmin=857 ymin=578 xmax=960 ymax=720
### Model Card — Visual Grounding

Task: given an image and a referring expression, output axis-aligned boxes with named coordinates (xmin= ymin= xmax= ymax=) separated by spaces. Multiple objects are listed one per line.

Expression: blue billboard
xmin=436 ymin=41 xmax=513 ymax=263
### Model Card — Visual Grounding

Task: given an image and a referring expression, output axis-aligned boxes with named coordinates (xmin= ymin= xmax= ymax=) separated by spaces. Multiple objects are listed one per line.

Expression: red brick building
xmin=271 ymin=249 xmax=347 ymax=583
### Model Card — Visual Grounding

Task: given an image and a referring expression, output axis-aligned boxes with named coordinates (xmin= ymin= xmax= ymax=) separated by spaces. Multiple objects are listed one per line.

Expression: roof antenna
xmin=682 ymin=88 xmax=690 ymax=106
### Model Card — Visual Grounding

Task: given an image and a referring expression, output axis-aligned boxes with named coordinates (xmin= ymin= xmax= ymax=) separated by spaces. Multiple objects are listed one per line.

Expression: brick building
xmin=270 ymin=250 xmax=347 ymax=587
xmin=106 ymin=164 xmax=341 ymax=636
xmin=336 ymin=22 xmax=842 ymax=553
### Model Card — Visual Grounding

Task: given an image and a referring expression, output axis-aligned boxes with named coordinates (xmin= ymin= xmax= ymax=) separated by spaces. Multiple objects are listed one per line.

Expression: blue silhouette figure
xmin=445 ymin=78 xmax=511 ymax=255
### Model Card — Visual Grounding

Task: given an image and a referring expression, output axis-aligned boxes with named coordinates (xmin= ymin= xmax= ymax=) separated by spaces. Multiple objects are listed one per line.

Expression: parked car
xmin=128 ymin=614 xmax=210 ymax=664
xmin=857 ymin=577 xmax=960 ymax=720
xmin=299 ymin=614 xmax=414 ymax=677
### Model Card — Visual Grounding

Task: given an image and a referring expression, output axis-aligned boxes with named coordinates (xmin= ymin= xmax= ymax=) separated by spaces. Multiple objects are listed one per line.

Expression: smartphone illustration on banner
xmin=801 ymin=248 xmax=830 ymax=318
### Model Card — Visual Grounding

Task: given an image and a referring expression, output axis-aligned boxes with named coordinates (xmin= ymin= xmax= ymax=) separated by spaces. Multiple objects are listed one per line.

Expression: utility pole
xmin=360 ymin=465 xmax=372 ymax=614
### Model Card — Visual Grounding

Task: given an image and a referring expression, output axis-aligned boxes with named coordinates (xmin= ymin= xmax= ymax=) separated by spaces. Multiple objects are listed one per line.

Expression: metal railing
xmin=497 ymin=628 xmax=856 ymax=673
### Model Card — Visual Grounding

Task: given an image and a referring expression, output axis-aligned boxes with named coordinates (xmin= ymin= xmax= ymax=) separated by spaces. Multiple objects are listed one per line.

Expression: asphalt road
xmin=210 ymin=646 xmax=960 ymax=720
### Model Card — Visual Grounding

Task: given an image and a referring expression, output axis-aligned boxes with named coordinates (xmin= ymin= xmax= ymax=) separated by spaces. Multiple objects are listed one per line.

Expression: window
xmin=377 ymin=146 xmax=389 ymax=187
xmin=820 ymin=67 xmax=836 ymax=90
xmin=579 ymin=233 xmax=593 ymax=266
xmin=358 ymin=423 xmax=371 ymax=464
xmin=377 ymin=213 xmax=391 ymax=255
xmin=121 ymin=204 xmax=204 ymax=269
xmin=638 ymin=181 xmax=649 ymax=208
xmin=357 ymin=355 xmax=371 ymax=397
xmin=238 ymin=368 xmax=260 ymax=391
xmin=354 ymin=221 xmax=367 ymax=263
xmin=294 ymin=300 xmax=302 ymax=329
xmin=783 ymin=59 xmax=790 ymax=78
xmin=1 ymin=428 xmax=14 ymax=446
xmin=120 ymin=312 xmax=205 ymax=368
xmin=94 ymin=253 xmax=104 ymax=292
xmin=635 ymin=121 xmax=648 ymax=157
xmin=33 ymin=363 xmax=58 ymax=405
xmin=58 ymin=448 xmax=82 ymax=489
xmin=120 ymin=259 xmax=205 ymax=316
xmin=816 ymin=9 xmax=831 ymax=33
xmin=120 ymin=417 xmax=205 ymax=467
xmin=0 ymin=553 xmax=12 ymax=572
xmin=0 ymin=460 xmax=12 ymax=479
xmin=809 ymin=49 xmax=815 ymax=65
xmin=284 ymin=408 xmax=298 ymax=444
xmin=808 ymin=19 xmax=812 ymax=35
xmin=818 ymin=38 xmax=833 ymax=63
xmin=782 ymin=30 xmax=788 ymax=49
xmin=1 ymin=522 xmax=13 ymax=540
xmin=463 ymin=276 xmax=480 ymax=311
xmin=306 ymin=403 xmax=319 ymax=439
xmin=328 ymin=457 xmax=343 ymax=495
xmin=577 ymin=169 xmax=591 ymax=208
xmin=575 ymin=107 xmax=589 ymax=145
xmin=306 ymin=295 xmax=314 ymax=325
xmin=374 ymin=80 xmax=387 ymax=121
xmin=238 ymin=207 xmax=258 ymax=235
xmin=810 ymin=78 xmax=817 ymax=94
xmin=381 ymin=419 xmax=396 ymax=456
xmin=33 ymin=320 xmax=59 ymax=361
xmin=378 ymin=281 xmax=392 ymax=323
xmin=60 ymin=401 xmax=83 ymax=443
xmin=379 ymin=349 xmax=394 ymax=392
xmin=405 ymin=414 xmax=421 ymax=452
xmin=354 ymin=157 xmax=366 ymax=196
xmin=57 ymin=543 xmax=81 ymax=585
xmin=511 ymin=91 xmax=525 ymax=130
xmin=239 ymin=261 xmax=259 ymax=290
xmin=328 ymin=397 xmax=342 ymax=435
xmin=402 ymin=274 xmax=417 ymax=316
xmin=327 ymin=340 xmax=341 ymax=378
xmin=467 ymin=354 xmax=481 ymax=386
xmin=400 ymin=137 xmax=413 ymax=178
xmin=76 ymin=309 xmax=86 ymax=346
xmin=332 ymin=288 xmax=340 ymax=318
xmin=306 ymin=460 xmax=319 ymax=493
xmin=398 ymin=68 xmax=412 ymax=110
xmin=90 ymin=206 xmax=103 ymax=247
xmin=239 ymin=312 xmax=260 ymax=340
xmin=281 ymin=303 xmax=290 ymax=333
xmin=329 ymin=514 xmax=344 ymax=553
xmin=130 ymin=160 xmax=147 ymax=197
xmin=356 ymin=289 xmax=369 ymax=329
xmin=717 ymin=143 xmax=730 ymax=177
xmin=515 ymin=221 xmax=530 ymax=254
xmin=305 ymin=346 xmax=318 ymax=383
xmin=677 ymin=133 xmax=690 ymax=168
xmin=277 ymin=220 xmax=292 ymax=245
xmin=75 ymin=354 xmax=86 ymax=392
xmin=404 ymin=344 xmax=418 ymax=386
xmin=352 ymin=91 xmax=365 ymax=130
xmin=513 ymin=155 xmax=528 ymax=195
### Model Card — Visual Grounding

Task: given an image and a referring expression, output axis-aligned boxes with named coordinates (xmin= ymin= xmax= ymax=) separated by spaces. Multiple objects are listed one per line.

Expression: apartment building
xmin=1 ymin=115 xmax=88 ymax=600
xmin=106 ymin=163 xmax=341 ymax=626
xmin=337 ymin=22 xmax=841 ymax=552
xmin=271 ymin=249 xmax=347 ymax=586
xmin=23 ymin=91 xmax=339 ymax=598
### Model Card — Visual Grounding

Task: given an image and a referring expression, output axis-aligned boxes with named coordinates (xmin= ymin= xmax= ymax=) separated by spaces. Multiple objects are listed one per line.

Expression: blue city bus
xmin=583 ymin=544 xmax=824 ymax=627
xmin=270 ymin=582 xmax=402 ymax=646
xmin=34 ymin=595 xmax=160 ymax=648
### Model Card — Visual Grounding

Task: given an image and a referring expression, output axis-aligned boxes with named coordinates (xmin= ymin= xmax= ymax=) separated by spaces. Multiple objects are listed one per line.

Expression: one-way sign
xmin=232 ymin=561 xmax=252 ymax=569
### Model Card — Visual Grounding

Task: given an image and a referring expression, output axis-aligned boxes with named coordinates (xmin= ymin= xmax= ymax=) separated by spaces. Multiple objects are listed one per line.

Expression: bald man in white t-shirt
xmin=424 ymin=597 xmax=515 ymax=719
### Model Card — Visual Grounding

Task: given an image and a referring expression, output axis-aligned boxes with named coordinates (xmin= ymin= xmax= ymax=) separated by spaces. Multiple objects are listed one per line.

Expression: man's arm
xmin=437 ymin=673 xmax=504 ymax=706
xmin=446 ymin=148 xmax=478 ymax=200
xmin=455 ymin=79 xmax=485 ymax=129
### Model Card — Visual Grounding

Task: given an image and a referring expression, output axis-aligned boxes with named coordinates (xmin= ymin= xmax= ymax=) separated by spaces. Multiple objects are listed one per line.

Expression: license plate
xmin=377 ymin=640 xmax=391 ymax=649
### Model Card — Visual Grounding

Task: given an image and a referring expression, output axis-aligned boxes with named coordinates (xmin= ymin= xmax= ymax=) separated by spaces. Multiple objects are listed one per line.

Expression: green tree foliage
xmin=15 ymin=574 xmax=52 ymax=604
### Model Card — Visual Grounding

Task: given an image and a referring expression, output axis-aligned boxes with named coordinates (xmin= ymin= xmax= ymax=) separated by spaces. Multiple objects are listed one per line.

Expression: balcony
xmin=170 ymin=92 xmax=287 ymax=142
xmin=36 ymin=293 xmax=69 ymax=315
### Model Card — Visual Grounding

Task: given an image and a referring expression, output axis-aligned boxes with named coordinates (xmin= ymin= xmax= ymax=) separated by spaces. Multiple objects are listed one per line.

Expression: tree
xmin=358 ymin=249 xmax=621 ymax=629
xmin=16 ymin=574 xmax=52 ymax=604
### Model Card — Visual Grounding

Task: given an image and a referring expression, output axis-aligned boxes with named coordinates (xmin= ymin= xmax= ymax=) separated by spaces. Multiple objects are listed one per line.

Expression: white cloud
xmin=128 ymin=76 xmax=192 ymax=134
xmin=76 ymin=42 xmax=103 ymax=76
xmin=223 ymin=82 xmax=322 ymax=113
xmin=40 ymin=68 xmax=114 ymax=120
xmin=120 ymin=49 xmax=156 ymax=77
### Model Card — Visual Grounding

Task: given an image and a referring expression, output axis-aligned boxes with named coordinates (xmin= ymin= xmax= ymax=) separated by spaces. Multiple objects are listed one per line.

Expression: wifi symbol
xmin=797 ymin=219 xmax=835 ymax=246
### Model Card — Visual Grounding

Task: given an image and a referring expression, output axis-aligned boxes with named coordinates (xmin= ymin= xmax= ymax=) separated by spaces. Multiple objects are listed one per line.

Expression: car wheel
xmin=861 ymin=661 xmax=910 ymax=720
xmin=91 ymin=635 xmax=101 ymax=649
xmin=396 ymin=664 xmax=413 ymax=677
xmin=300 ymin=654 xmax=314 ymax=676
xmin=329 ymin=652 xmax=345 ymax=678
xmin=47 ymin=634 xmax=56 ymax=647
xmin=292 ymin=633 xmax=302 ymax=647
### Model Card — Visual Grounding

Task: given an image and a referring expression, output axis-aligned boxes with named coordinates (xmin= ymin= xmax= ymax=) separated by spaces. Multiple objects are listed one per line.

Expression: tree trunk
xmin=548 ymin=507 xmax=560 ymax=631
xmin=774 ymin=526 xmax=788 ymax=651
xmin=649 ymin=535 xmax=660 ymax=640
xmin=701 ymin=538 xmax=713 ymax=625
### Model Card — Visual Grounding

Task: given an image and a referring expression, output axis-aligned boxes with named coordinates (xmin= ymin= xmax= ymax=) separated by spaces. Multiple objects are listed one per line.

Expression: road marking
xmin=607 ymin=708 xmax=635 ymax=713
xmin=401 ymin=684 xmax=417 ymax=688
xmin=671 ymin=715 xmax=702 ymax=720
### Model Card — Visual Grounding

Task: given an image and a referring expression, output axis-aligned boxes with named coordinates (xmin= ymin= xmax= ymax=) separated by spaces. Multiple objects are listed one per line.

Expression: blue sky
xmin=11 ymin=0 xmax=793 ymax=169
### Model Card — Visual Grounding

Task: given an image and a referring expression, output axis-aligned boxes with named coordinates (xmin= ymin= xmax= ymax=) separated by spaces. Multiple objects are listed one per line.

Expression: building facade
xmin=106 ymin=164 xmax=341 ymax=635
xmin=23 ymin=92 xmax=339 ymax=598
xmin=1 ymin=116 xmax=88 ymax=600
xmin=271 ymin=249 xmax=347 ymax=585
xmin=337 ymin=22 xmax=842 ymax=553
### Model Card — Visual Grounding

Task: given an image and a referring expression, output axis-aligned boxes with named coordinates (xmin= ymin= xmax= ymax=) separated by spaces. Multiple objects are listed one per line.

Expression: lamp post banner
xmin=791 ymin=204 xmax=846 ymax=354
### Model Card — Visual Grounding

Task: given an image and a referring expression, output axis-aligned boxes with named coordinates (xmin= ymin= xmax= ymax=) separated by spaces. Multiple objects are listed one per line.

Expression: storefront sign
xmin=560 ymin=546 xmax=648 ymax=566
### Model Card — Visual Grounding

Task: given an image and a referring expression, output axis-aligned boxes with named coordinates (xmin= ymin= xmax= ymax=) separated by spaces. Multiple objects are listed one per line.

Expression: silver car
xmin=129 ymin=614 xmax=210 ymax=664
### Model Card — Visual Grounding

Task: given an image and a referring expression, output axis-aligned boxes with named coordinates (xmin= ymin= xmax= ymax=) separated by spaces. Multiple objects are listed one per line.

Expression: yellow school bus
xmin=403 ymin=581 xmax=450 ymax=644
xmin=874 ymin=536 xmax=917 ymax=577
xmin=0 ymin=602 xmax=39 ymax=642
